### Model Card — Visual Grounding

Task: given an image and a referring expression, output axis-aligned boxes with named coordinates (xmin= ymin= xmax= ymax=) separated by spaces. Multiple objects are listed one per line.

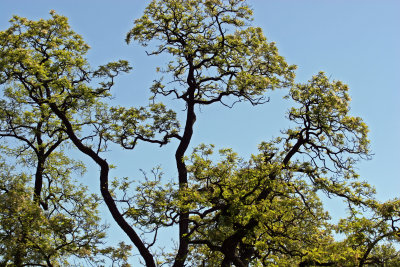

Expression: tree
xmin=0 ymin=1 xmax=399 ymax=266
xmin=0 ymin=12 xmax=131 ymax=266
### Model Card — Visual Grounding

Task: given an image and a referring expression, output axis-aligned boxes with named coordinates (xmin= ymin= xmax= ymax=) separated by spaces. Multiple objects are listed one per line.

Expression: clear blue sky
xmin=1 ymin=0 xmax=399 ymax=261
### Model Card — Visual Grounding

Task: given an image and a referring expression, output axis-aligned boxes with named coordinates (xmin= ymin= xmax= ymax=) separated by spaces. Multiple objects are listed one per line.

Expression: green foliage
xmin=0 ymin=156 xmax=133 ymax=266
xmin=0 ymin=12 xmax=132 ymax=266
xmin=104 ymin=103 xmax=180 ymax=149
xmin=127 ymin=0 xmax=296 ymax=106
xmin=0 ymin=1 xmax=399 ymax=266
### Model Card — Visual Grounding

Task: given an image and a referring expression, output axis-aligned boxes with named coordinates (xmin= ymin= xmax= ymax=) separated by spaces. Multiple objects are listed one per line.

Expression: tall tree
xmin=127 ymin=1 xmax=295 ymax=265
xmin=0 ymin=12 xmax=131 ymax=266
xmin=124 ymin=0 xmax=399 ymax=265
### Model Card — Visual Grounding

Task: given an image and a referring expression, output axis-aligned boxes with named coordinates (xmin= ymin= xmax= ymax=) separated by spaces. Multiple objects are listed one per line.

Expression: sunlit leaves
xmin=127 ymin=0 xmax=296 ymax=106
xmin=1 ymin=1 xmax=399 ymax=266
xmin=283 ymin=72 xmax=370 ymax=177
xmin=105 ymin=103 xmax=180 ymax=149
xmin=0 ymin=11 xmax=131 ymax=116
xmin=0 ymin=12 xmax=133 ymax=266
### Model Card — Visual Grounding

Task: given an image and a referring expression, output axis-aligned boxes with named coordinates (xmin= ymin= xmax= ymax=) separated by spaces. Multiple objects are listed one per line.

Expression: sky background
xmin=1 ymin=0 xmax=399 ymax=262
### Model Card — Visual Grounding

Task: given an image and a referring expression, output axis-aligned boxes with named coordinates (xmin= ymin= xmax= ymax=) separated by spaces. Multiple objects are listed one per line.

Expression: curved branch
xmin=47 ymin=100 xmax=156 ymax=267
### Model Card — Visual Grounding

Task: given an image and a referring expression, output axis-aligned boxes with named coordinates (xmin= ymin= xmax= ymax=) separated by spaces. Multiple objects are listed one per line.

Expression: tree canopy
xmin=0 ymin=1 xmax=399 ymax=266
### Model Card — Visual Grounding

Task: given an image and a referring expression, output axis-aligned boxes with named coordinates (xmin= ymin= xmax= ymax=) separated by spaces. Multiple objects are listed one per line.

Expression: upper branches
xmin=283 ymin=72 xmax=370 ymax=174
xmin=127 ymin=0 xmax=296 ymax=106
xmin=0 ymin=12 xmax=131 ymax=114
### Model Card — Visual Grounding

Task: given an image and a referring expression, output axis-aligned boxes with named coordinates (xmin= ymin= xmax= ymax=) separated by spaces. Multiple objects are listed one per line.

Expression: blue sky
xmin=1 ymin=0 xmax=399 ymax=261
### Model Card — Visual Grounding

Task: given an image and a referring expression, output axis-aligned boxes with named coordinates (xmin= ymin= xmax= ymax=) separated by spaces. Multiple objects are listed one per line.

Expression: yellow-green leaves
xmin=105 ymin=103 xmax=180 ymax=149
xmin=181 ymin=144 xmax=337 ymax=265
xmin=284 ymin=72 xmax=370 ymax=174
xmin=127 ymin=0 xmax=295 ymax=106
xmin=1 ymin=2 xmax=396 ymax=266
xmin=0 ymin=155 xmax=118 ymax=266
xmin=0 ymin=12 xmax=134 ymax=266
xmin=0 ymin=11 xmax=131 ymax=117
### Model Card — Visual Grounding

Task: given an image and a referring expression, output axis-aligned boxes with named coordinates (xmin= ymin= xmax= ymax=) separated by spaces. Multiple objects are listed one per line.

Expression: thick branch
xmin=47 ymin=101 xmax=156 ymax=267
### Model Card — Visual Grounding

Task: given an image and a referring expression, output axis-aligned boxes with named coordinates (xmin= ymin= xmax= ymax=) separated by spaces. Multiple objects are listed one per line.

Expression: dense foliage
xmin=0 ymin=1 xmax=399 ymax=266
